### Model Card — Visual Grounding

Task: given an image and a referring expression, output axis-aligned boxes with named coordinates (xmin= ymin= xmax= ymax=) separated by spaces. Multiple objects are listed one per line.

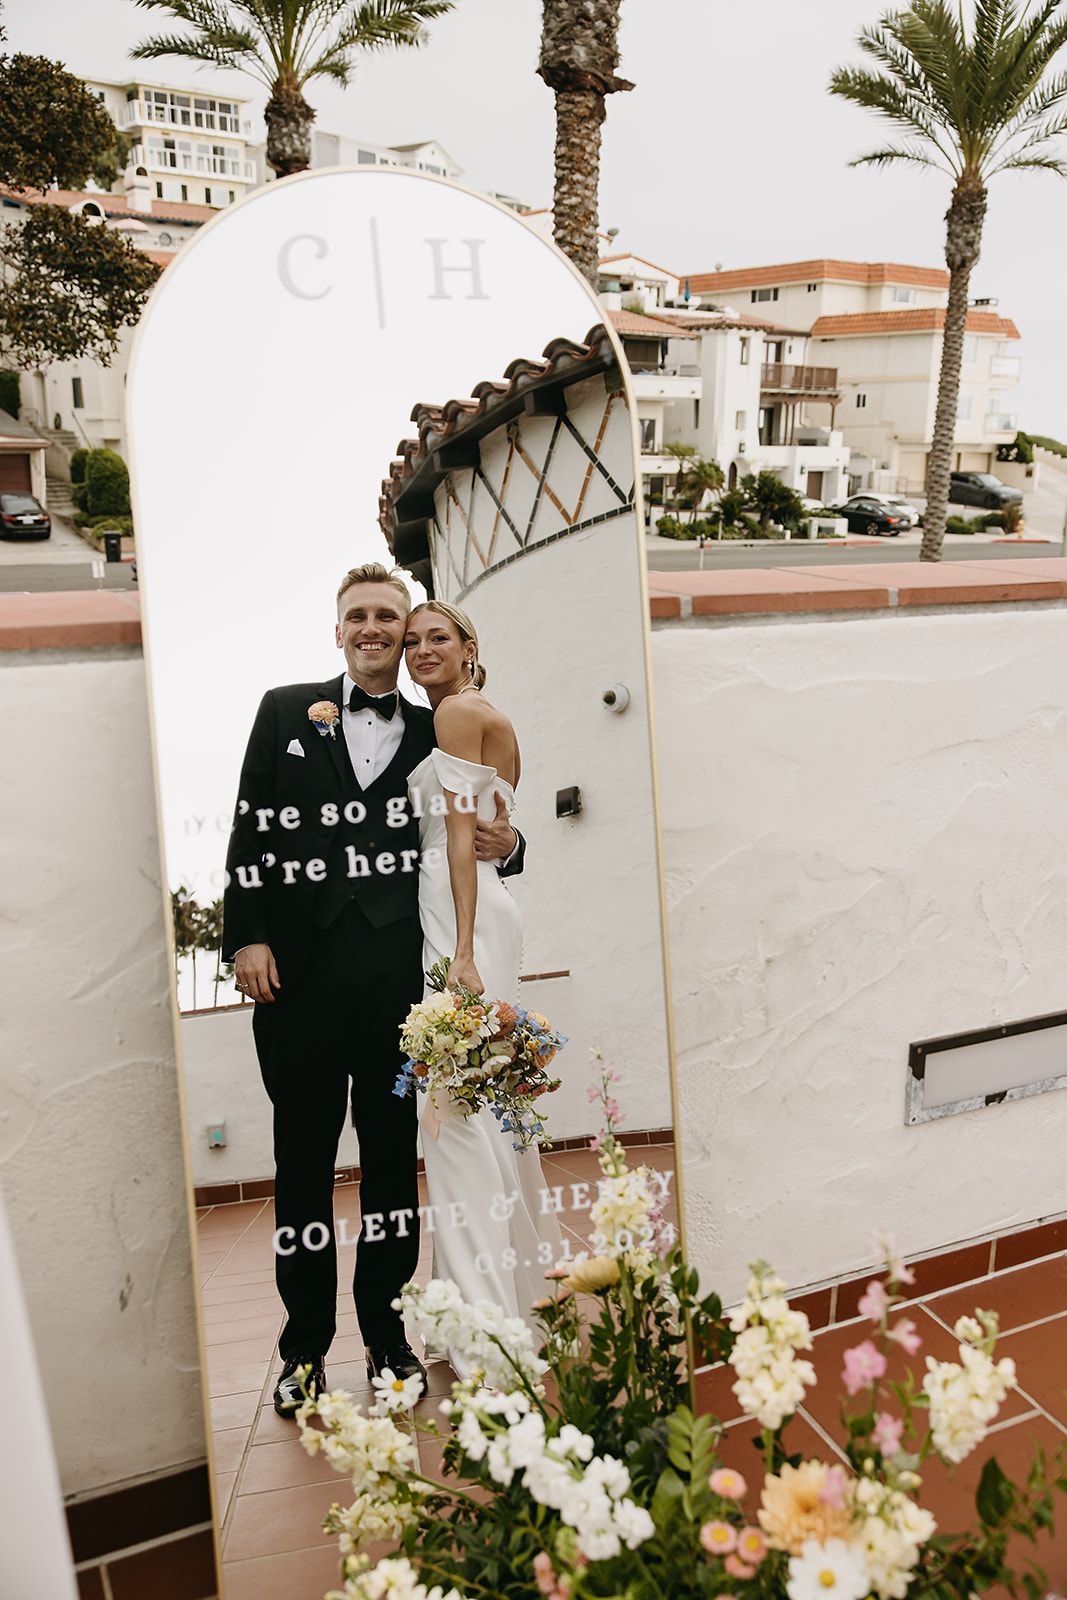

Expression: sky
xmin=4 ymin=0 xmax=1065 ymax=436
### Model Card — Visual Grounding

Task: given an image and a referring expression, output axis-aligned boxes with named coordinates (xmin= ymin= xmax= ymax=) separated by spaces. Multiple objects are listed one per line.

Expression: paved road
xmin=646 ymin=536 xmax=1064 ymax=572
xmin=0 ymin=513 xmax=136 ymax=592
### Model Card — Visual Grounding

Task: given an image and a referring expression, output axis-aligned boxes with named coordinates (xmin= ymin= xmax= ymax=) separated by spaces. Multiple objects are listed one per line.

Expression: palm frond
xmin=130 ymin=28 xmax=257 ymax=68
xmin=990 ymin=149 xmax=1067 ymax=172
xmin=848 ymin=142 xmax=947 ymax=171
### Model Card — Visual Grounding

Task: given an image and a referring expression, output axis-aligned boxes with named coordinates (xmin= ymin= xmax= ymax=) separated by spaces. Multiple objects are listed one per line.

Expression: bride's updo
xmin=409 ymin=600 xmax=487 ymax=689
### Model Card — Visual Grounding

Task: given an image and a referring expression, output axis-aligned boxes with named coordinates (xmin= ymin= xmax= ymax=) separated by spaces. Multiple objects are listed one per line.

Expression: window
xmin=229 ymin=190 xmax=235 ymax=204
xmin=739 ymin=337 xmax=750 ymax=365
xmin=957 ymin=393 xmax=973 ymax=421
xmin=891 ymin=286 xmax=917 ymax=303
xmin=158 ymin=232 xmax=172 ymax=246
xmin=155 ymin=181 xmax=163 ymax=198
xmin=639 ymin=418 xmax=656 ymax=452
xmin=72 ymin=378 xmax=84 ymax=409
xmin=205 ymin=187 xmax=212 ymax=204
xmin=358 ymin=149 xmax=377 ymax=164
xmin=962 ymin=336 xmax=978 ymax=364
xmin=735 ymin=410 xmax=747 ymax=430
xmin=855 ymin=392 xmax=867 ymax=408
xmin=750 ymin=286 xmax=778 ymax=303
xmin=693 ymin=399 xmax=700 ymax=428
xmin=807 ymin=282 xmax=817 ymax=292
xmin=180 ymin=183 xmax=188 ymax=202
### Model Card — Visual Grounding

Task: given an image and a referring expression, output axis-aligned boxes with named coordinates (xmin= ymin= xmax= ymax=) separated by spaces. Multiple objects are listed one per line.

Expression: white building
xmin=84 ymin=76 xmax=257 ymax=209
xmin=309 ymin=132 xmax=463 ymax=180
xmin=683 ymin=259 xmax=1022 ymax=493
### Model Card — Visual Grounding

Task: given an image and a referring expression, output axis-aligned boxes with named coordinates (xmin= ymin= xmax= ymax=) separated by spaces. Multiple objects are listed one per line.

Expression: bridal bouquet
xmin=302 ymin=1060 xmax=1067 ymax=1600
xmin=393 ymin=960 xmax=566 ymax=1150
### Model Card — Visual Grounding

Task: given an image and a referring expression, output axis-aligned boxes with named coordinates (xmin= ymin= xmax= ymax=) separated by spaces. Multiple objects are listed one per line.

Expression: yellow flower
xmin=564 ymin=1255 xmax=621 ymax=1294
xmin=758 ymin=1462 xmax=854 ymax=1555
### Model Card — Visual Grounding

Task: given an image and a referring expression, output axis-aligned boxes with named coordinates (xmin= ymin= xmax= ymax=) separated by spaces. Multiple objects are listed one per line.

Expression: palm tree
xmin=830 ymin=0 xmax=1067 ymax=561
xmin=537 ymin=0 xmax=633 ymax=284
xmin=131 ymin=0 xmax=454 ymax=177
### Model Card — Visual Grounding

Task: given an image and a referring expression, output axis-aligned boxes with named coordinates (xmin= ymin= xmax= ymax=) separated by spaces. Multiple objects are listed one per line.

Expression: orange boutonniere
xmin=307 ymin=700 xmax=339 ymax=739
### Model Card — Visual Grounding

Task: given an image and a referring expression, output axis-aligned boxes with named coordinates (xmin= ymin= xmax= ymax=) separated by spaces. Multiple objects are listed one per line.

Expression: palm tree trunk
xmin=551 ymin=87 xmax=605 ymax=284
xmin=265 ymin=77 xmax=315 ymax=177
xmin=920 ymin=175 xmax=987 ymax=562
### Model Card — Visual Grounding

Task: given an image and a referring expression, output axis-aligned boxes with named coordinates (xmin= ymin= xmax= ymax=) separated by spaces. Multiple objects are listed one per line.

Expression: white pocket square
xmin=287 ymin=738 xmax=305 ymax=757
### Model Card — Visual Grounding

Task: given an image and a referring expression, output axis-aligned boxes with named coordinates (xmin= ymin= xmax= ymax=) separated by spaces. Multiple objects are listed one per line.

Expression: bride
xmin=404 ymin=601 xmax=562 ymax=1370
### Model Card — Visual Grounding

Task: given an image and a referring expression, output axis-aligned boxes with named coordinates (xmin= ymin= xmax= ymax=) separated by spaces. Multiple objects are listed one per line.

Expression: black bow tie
xmin=349 ymin=685 xmax=399 ymax=720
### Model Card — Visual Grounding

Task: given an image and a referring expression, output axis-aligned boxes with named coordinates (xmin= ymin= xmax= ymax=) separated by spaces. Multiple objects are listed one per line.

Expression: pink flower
xmin=842 ymin=1339 xmax=887 ymax=1395
xmin=887 ymin=1318 xmax=922 ymax=1355
xmin=533 ymin=1553 xmax=556 ymax=1596
xmin=818 ymin=1465 xmax=849 ymax=1508
xmin=700 ymin=1520 xmax=737 ymax=1554
xmin=857 ymin=1280 xmax=890 ymax=1323
xmin=543 ymin=1266 xmax=571 ymax=1280
xmin=588 ymin=1135 xmax=602 ymax=1151
xmin=724 ymin=1554 xmax=756 ymax=1580
xmin=736 ymin=1527 xmax=767 ymax=1565
xmin=586 ymin=1084 xmax=600 ymax=1103
xmin=872 ymin=1411 xmax=905 ymax=1456
xmin=709 ymin=1467 xmax=748 ymax=1500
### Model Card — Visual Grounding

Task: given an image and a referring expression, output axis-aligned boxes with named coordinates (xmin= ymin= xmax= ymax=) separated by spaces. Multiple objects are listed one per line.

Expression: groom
xmin=222 ymin=561 xmax=520 ymax=1414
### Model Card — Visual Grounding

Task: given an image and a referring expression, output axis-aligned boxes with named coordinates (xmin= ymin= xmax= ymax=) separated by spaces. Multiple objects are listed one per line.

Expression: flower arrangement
xmin=301 ymin=1059 xmax=1066 ymax=1600
xmin=308 ymin=700 xmax=340 ymax=739
xmin=393 ymin=960 xmax=566 ymax=1150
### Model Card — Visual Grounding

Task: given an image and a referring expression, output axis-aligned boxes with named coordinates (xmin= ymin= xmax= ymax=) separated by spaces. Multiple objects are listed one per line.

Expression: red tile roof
xmin=0 ymin=183 xmax=214 ymax=225
xmin=599 ymin=253 xmax=678 ymax=278
xmin=811 ymin=309 xmax=1020 ymax=338
xmin=683 ymin=259 xmax=950 ymax=294
xmin=607 ymin=309 xmax=696 ymax=339
xmin=655 ymin=310 xmax=809 ymax=337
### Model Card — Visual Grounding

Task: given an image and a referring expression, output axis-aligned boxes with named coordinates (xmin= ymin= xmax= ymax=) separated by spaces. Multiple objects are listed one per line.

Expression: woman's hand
xmin=448 ymin=953 xmax=484 ymax=995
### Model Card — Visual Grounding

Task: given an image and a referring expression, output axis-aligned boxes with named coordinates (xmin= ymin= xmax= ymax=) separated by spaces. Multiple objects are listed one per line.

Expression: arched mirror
xmin=129 ymin=169 xmax=677 ymax=1583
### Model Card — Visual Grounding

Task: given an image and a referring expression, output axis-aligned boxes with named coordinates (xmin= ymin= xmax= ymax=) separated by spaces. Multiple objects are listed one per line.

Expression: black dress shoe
xmin=273 ymin=1354 xmax=326 ymax=1416
xmin=365 ymin=1338 xmax=427 ymax=1393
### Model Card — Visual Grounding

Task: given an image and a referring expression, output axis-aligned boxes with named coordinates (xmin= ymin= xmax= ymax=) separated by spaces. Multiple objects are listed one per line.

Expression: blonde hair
xmin=336 ymin=561 xmax=411 ymax=611
xmin=409 ymin=600 xmax=487 ymax=689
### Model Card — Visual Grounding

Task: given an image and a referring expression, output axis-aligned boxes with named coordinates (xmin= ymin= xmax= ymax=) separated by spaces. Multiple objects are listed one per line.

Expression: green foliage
xmin=0 ymin=54 xmax=125 ymax=191
xmin=69 ymin=447 xmax=88 ymax=484
xmin=997 ymin=430 xmax=1034 ymax=463
xmin=740 ymin=470 xmax=807 ymax=530
xmin=1030 ymin=433 xmax=1067 ymax=457
xmin=171 ymin=886 xmax=228 ymax=1007
xmin=0 ymin=206 xmax=161 ymax=367
xmin=73 ymin=511 xmax=134 ymax=535
xmin=83 ymin=448 xmax=130 ymax=517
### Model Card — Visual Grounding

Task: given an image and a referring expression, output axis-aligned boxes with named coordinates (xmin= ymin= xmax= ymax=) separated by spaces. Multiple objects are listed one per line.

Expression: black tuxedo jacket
xmin=221 ymin=674 xmax=524 ymax=963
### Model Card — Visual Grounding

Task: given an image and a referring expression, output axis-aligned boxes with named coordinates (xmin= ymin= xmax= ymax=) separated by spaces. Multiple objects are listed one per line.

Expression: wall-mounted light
xmin=602 ymin=684 xmax=630 ymax=713
xmin=207 ymin=1121 xmax=227 ymax=1150
xmin=556 ymin=786 xmax=582 ymax=819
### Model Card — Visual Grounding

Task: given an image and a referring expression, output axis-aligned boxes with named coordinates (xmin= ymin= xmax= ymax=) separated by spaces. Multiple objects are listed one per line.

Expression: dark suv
xmin=949 ymin=472 xmax=1023 ymax=510
xmin=0 ymin=491 xmax=51 ymax=539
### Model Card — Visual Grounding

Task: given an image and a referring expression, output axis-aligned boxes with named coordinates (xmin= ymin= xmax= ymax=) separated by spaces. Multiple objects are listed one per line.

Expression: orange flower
xmin=758 ymin=1462 xmax=853 ymax=1555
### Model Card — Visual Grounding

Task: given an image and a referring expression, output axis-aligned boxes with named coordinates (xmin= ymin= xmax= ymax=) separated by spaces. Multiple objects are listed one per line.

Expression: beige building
xmin=682 ymin=259 xmax=1022 ymax=493
xmin=84 ymin=75 xmax=257 ymax=209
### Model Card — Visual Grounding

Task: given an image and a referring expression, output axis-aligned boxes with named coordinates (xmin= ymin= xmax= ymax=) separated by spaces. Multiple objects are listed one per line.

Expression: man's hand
xmin=234 ymin=943 xmax=281 ymax=1004
xmin=474 ymin=791 xmax=517 ymax=863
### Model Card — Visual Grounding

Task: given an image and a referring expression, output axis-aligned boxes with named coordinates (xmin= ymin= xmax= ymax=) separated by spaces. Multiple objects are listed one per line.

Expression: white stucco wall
xmin=654 ymin=604 xmax=1067 ymax=1304
xmin=0 ymin=647 xmax=207 ymax=1496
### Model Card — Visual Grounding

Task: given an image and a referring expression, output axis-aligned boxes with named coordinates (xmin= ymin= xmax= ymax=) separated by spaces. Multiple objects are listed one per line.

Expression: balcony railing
xmin=760 ymin=363 xmax=838 ymax=393
xmin=986 ymin=413 xmax=1018 ymax=434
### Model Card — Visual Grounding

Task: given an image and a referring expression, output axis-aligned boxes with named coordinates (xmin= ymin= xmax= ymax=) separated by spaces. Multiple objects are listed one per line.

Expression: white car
xmin=840 ymin=493 xmax=920 ymax=527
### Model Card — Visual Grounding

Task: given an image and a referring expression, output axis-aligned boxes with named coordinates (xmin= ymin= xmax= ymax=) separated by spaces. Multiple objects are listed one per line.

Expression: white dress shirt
xmin=342 ymin=673 xmax=405 ymax=788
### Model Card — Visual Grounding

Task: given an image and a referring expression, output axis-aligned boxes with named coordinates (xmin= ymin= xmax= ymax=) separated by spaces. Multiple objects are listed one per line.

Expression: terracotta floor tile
xmin=693 ymin=1362 xmax=744 ymax=1425
xmin=252 ymin=1404 xmax=307 ymax=1447
xmin=925 ymin=1258 xmax=1067 ymax=1337
xmin=998 ymin=1317 xmax=1067 ymax=1427
xmin=209 ymin=1389 xmax=263 ymax=1432
xmin=714 ymin=1410 xmax=846 ymax=1481
xmin=223 ymin=1478 xmax=345 ymax=1561
xmin=239 ymin=1437 xmax=343 ymax=1495
xmin=222 ymin=1541 xmax=345 ymax=1600
xmin=998 ymin=1222 xmax=1067 ymax=1271
xmin=209 ymin=1362 xmax=275 ymax=1400
xmin=836 ymin=1243 xmax=993 ymax=1321
xmin=204 ymin=1268 xmax=277 ymax=1290
xmin=215 ymin=1470 xmax=237 ymax=1521
xmin=207 ymin=1335 xmax=280 ymax=1370
xmin=212 ymin=1426 xmax=251 ymax=1476
xmin=204 ymin=1313 xmax=282 ymax=1346
xmin=202 ymin=1295 xmax=283 ymax=1324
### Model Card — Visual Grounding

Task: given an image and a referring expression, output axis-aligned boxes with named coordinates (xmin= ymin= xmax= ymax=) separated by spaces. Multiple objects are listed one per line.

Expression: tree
xmin=830 ymin=0 xmax=1067 ymax=561
xmin=0 ymin=53 xmax=126 ymax=193
xmin=131 ymin=0 xmax=455 ymax=178
xmin=677 ymin=455 xmax=725 ymax=521
xmin=0 ymin=206 xmax=161 ymax=367
xmin=537 ymin=0 xmax=633 ymax=283
xmin=740 ymin=470 xmax=807 ymax=531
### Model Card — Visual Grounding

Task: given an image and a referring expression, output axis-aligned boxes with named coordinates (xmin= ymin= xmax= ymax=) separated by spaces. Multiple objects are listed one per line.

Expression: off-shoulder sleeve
xmin=428 ymin=748 xmax=498 ymax=797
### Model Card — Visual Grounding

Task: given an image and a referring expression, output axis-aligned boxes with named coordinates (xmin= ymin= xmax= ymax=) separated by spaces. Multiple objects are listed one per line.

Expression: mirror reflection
xmin=128 ymin=168 xmax=675 ymax=1578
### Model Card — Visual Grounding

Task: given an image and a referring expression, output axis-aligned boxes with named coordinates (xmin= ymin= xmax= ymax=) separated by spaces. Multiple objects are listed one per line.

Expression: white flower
xmin=852 ymin=1477 xmax=936 ymax=1599
xmin=370 ymin=1368 xmax=424 ymax=1414
xmin=728 ymin=1263 xmax=816 ymax=1430
xmin=400 ymin=1279 xmax=548 ymax=1390
xmin=923 ymin=1344 xmax=1016 ymax=1464
xmin=331 ymin=1493 xmax=418 ymax=1550
xmin=787 ymin=1538 xmax=870 ymax=1600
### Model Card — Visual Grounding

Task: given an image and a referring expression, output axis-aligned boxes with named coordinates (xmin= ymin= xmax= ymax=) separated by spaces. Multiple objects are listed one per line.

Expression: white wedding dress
xmin=407 ymin=749 xmax=562 ymax=1366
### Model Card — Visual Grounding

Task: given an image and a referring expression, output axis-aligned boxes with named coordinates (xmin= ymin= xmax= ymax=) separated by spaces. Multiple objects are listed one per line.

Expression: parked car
xmin=844 ymin=492 xmax=920 ymax=527
xmin=823 ymin=496 xmax=912 ymax=536
xmin=0 ymin=490 xmax=51 ymax=539
xmin=949 ymin=471 xmax=1023 ymax=510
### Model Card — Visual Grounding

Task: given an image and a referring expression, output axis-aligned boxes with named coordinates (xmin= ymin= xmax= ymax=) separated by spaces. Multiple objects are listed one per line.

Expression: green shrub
xmin=71 ymin=481 xmax=87 ymax=511
xmin=656 ymin=514 xmax=683 ymax=537
xmin=979 ymin=510 xmax=1007 ymax=529
xmin=0 ymin=370 xmax=20 ymax=419
xmin=72 ymin=510 xmax=133 ymax=535
xmin=1029 ymin=434 xmax=1067 ymax=457
xmin=83 ymin=447 xmax=130 ymax=517
xmin=946 ymin=515 xmax=978 ymax=535
xmin=69 ymin=447 xmax=88 ymax=483
xmin=997 ymin=430 xmax=1034 ymax=464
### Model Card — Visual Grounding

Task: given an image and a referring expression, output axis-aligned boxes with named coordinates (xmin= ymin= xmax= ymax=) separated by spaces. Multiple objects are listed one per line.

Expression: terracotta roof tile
xmin=682 ymin=259 xmax=950 ymax=294
xmin=654 ymin=310 xmax=809 ymax=337
xmin=598 ymin=252 xmax=678 ymax=278
xmin=810 ymin=309 xmax=1020 ymax=338
xmin=607 ymin=309 xmax=696 ymax=338
xmin=0 ymin=183 xmax=213 ymax=225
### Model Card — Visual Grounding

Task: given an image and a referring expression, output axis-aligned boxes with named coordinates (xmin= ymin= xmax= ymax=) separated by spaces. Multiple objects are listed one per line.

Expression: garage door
xmin=0 ymin=453 xmax=31 ymax=491
xmin=897 ymin=451 xmax=927 ymax=493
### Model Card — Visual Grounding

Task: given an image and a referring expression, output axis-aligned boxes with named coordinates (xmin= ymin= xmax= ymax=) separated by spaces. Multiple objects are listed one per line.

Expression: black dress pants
xmin=252 ymin=901 xmax=423 ymax=1360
